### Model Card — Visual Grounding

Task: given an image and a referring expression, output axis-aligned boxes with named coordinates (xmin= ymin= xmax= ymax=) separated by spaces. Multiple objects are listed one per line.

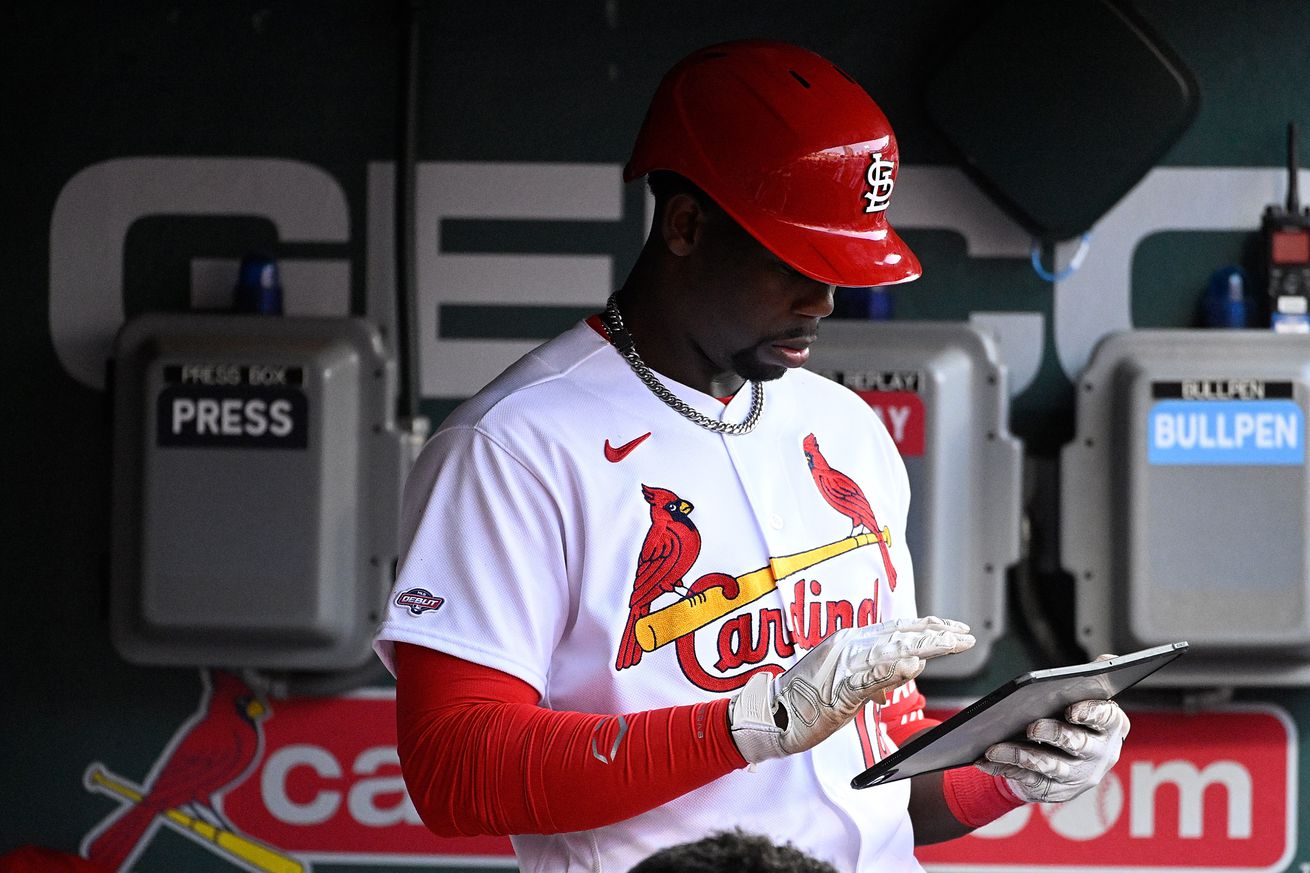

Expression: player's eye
xmin=765 ymin=252 xmax=801 ymax=279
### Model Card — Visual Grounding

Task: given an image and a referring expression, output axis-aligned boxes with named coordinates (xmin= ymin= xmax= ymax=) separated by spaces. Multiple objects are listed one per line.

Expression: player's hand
xmin=975 ymin=698 xmax=1130 ymax=803
xmin=728 ymin=616 xmax=974 ymax=764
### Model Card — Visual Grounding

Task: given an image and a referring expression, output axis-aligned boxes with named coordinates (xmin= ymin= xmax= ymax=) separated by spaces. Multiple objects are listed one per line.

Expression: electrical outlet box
xmin=111 ymin=314 xmax=417 ymax=670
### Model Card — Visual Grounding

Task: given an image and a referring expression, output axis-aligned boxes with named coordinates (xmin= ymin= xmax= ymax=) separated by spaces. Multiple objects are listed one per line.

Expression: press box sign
xmin=1148 ymin=380 xmax=1304 ymax=465
xmin=156 ymin=363 xmax=309 ymax=449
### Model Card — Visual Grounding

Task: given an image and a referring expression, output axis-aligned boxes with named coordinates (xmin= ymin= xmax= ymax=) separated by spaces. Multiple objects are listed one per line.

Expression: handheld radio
xmin=1264 ymin=122 xmax=1310 ymax=332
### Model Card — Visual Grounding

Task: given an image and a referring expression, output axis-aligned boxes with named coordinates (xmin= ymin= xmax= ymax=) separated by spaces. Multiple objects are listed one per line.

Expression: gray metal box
xmin=111 ymin=314 xmax=413 ymax=670
xmin=1064 ymin=330 xmax=1310 ymax=686
xmin=809 ymin=321 xmax=1023 ymax=676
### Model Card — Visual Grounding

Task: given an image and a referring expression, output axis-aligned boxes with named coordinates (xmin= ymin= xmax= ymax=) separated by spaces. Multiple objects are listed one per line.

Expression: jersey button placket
xmin=719 ymin=431 xmax=799 ymax=664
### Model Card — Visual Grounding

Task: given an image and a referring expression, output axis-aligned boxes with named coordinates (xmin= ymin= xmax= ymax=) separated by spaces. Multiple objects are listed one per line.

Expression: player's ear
xmin=661 ymin=192 xmax=709 ymax=257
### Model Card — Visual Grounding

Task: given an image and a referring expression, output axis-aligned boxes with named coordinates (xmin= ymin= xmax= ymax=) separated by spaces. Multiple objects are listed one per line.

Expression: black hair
xmin=647 ymin=170 xmax=721 ymax=217
xmin=626 ymin=829 xmax=840 ymax=873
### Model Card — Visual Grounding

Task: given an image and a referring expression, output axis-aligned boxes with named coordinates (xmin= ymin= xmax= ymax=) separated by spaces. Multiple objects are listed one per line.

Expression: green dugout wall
xmin=7 ymin=2 xmax=1310 ymax=871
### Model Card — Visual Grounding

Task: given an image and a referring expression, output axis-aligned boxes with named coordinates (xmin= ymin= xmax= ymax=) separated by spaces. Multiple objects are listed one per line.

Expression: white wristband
xmin=728 ymin=672 xmax=786 ymax=764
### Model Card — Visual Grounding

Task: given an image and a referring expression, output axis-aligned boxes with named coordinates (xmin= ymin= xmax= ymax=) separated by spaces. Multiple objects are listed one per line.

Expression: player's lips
xmin=765 ymin=336 xmax=815 ymax=368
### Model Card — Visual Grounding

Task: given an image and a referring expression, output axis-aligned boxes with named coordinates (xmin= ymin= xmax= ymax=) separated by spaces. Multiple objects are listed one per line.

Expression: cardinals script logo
xmin=80 ymin=670 xmax=307 ymax=873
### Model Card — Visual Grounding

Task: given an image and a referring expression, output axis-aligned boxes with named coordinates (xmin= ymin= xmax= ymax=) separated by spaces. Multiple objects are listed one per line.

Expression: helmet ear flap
xmin=625 ymin=40 xmax=920 ymax=288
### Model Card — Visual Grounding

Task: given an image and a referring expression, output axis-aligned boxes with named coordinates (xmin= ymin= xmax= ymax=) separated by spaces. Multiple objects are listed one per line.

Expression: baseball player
xmin=374 ymin=40 xmax=1129 ymax=873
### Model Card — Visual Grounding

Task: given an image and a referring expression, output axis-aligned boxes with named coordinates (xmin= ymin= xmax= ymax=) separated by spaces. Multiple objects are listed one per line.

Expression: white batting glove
xmin=976 ymin=698 xmax=1130 ymax=803
xmin=728 ymin=616 xmax=974 ymax=764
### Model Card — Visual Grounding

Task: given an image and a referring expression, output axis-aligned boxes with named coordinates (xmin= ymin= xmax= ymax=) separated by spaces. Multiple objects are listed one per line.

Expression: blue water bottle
xmin=233 ymin=254 xmax=283 ymax=315
xmin=1201 ymin=266 xmax=1249 ymax=328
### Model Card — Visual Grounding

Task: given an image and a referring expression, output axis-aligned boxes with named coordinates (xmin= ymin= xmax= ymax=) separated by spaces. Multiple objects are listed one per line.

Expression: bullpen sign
xmin=918 ymin=705 xmax=1296 ymax=872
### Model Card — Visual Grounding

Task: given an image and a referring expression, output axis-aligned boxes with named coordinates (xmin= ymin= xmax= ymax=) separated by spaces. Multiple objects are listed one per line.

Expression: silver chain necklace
xmin=601 ymin=294 xmax=764 ymax=435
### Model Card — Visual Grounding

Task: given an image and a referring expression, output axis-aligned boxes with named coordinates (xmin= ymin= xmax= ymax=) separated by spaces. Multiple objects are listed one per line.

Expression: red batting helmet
xmin=625 ymin=40 xmax=921 ymax=287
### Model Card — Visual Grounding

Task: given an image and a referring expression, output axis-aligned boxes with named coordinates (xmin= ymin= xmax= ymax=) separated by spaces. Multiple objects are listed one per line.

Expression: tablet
xmin=851 ymin=641 xmax=1188 ymax=790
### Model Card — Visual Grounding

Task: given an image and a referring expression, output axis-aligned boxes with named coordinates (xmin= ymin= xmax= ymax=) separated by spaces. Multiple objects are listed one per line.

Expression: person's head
xmin=621 ymin=41 xmax=919 ymax=390
xmin=626 ymin=40 xmax=920 ymax=291
xmin=635 ymin=168 xmax=833 ymax=385
xmin=627 ymin=829 xmax=839 ymax=873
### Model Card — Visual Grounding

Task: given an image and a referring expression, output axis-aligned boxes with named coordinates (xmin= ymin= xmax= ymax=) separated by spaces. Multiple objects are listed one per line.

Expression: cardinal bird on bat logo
xmin=80 ymin=670 xmax=286 ymax=873
xmin=802 ymin=433 xmax=898 ymax=591
xmin=614 ymin=484 xmax=743 ymax=673
xmin=615 ymin=485 xmax=702 ymax=671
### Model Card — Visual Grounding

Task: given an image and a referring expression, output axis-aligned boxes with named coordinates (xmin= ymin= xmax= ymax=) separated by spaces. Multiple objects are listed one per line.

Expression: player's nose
xmin=793 ymin=280 xmax=835 ymax=319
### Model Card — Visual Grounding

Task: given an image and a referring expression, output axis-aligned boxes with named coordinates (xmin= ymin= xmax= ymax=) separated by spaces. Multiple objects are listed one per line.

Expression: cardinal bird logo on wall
xmin=80 ymin=670 xmax=307 ymax=873
xmin=802 ymin=433 xmax=898 ymax=591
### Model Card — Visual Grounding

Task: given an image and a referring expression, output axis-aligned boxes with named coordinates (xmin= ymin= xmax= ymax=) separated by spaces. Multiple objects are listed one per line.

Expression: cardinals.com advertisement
xmin=77 ymin=671 xmax=1294 ymax=872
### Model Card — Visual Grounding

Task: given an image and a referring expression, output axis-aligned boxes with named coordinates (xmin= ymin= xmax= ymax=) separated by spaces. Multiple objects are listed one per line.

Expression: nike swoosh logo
xmin=604 ymin=432 xmax=652 ymax=463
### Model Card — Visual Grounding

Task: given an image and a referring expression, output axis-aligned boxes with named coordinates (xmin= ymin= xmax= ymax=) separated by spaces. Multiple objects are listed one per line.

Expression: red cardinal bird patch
xmin=802 ymin=433 xmax=898 ymax=591
xmin=614 ymin=484 xmax=702 ymax=670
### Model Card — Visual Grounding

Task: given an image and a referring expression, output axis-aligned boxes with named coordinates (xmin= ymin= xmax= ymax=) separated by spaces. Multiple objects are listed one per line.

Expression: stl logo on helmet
xmin=863 ymin=153 xmax=895 ymax=213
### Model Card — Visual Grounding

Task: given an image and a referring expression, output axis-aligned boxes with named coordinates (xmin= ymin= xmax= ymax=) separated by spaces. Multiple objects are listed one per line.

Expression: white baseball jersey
xmin=375 ymin=318 xmax=923 ymax=873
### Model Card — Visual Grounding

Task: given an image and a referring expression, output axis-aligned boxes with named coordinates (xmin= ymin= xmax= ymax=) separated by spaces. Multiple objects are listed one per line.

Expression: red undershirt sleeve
xmin=394 ymin=642 xmax=748 ymax=838
xmin=880 ymin=679 xmax=935 ymax=748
